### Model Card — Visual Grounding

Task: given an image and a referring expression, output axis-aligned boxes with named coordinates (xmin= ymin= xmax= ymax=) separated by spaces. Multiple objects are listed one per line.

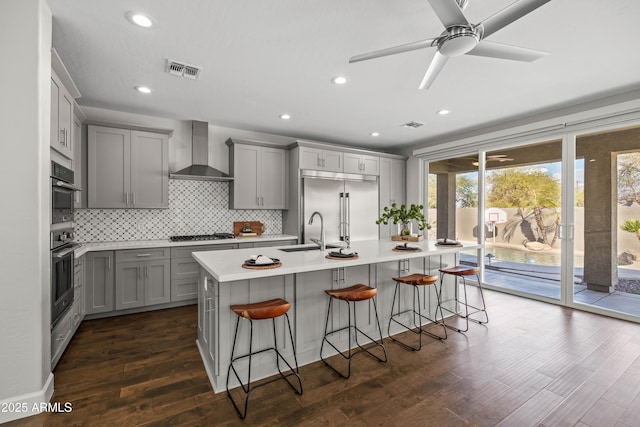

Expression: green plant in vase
xmin=376 ymin=203 xmax=430 ymax=236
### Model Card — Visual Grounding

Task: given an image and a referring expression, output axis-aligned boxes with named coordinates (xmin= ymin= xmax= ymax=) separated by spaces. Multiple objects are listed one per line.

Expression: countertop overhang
xmin=193 ymin=240 xmax=482 ymax=282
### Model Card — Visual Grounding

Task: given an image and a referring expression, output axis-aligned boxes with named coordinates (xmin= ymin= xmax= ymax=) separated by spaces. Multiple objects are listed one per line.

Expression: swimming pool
xmin=470 ymin=245 xmax=584 ymax=267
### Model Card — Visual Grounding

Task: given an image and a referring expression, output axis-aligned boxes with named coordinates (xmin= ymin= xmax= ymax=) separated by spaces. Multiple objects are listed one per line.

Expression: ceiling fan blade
xmin=479 ymin=0 xmax=551 ymax=39
xmin=427 ymin=0 xmax=470 ymax=28
xmin=468 ymin=40 xmax=549 ymax=62
xmin=418 ymin=52 xmax=449 ymax=90
xmin=349 ymin=38 xmax=438 ymax=63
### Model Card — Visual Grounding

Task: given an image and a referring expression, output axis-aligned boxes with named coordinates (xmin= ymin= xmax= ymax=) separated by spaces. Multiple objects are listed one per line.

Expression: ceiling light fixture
xmin=126 ymin=12 xmax=155 ymax=28
xmin=135 ymin=86 xmax=152 ymax=94
xmin=436 ymin=109 xmax=450 ymax=115
xmin=331 ymin=76 xmax=348 ymax=85
xmin=279 ymin=114 xmax=291 ymax=120
xmin=370 ymin=132 xmax=380 ymax=137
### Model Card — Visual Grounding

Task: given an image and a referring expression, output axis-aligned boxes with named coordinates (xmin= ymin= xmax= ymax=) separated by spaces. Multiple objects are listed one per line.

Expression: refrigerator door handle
xmin=339 ymin=192 xmax=344 ymax=241
xmin=345 ymin=192 xmax=350 ymax=242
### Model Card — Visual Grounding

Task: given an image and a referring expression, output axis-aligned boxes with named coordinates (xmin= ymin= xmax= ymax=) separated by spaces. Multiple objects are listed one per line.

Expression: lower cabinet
xmin=115 ymin=248 xmax=170 ymax=310
xmin=171 ymin=244 xmax=237 ymax=302
xmin=85 ymin=251 xmax=115 ymax=315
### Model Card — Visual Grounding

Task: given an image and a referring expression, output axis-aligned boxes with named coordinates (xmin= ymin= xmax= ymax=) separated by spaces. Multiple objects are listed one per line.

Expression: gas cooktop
xmin=169 ymin=233 xmax=235 ymax=242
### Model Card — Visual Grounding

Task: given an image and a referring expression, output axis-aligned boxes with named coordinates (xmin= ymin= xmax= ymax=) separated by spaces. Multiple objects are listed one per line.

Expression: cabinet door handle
xmin=107 ymin=256 xmax=111 ymax=270
xmin=145 ymin=266 xmax=149 ymax=278
xmin=131 ymin=192 xmax=135 ymax=205
xmin=260 ymin=196 xmax=264 ymax=206
xmin=322 ymin=158 xmax=326 ymax=167
xmin=317 ymin=158 xmax=322 ymax=167
xmin=136 ymin=254 xmax=151 ymax=257
xmin=125 ymin=192 xmax=130 ymax=206
xmin=59 ymin=129 xmax=65 ymax=145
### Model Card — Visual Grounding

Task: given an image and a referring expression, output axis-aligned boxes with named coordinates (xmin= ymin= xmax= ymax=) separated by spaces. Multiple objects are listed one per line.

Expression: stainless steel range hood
xmin=169 ymin=121 xmax=234 ymax=181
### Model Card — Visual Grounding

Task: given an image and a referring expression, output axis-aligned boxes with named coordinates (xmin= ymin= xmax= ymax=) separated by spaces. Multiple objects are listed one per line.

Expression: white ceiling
xmin=48 ymin=0 xmax=640 ymax=150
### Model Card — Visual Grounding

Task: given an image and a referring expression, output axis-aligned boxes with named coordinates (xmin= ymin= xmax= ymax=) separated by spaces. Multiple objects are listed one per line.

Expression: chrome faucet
xmin=308 ymin=211 xmax=325 ymax=251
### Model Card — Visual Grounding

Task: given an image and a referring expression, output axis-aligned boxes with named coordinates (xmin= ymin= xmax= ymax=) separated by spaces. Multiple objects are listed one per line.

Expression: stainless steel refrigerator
xmin=303 ymin=174 xmax=379 ymax=244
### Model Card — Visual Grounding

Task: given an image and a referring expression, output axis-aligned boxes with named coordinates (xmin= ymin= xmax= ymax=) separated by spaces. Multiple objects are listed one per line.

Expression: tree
xmin=487 ymin=167 xmax=561 ymax=246
xmin=456 ymin=174 xmax=478 ymax=208
xmin=618 ymin=153 xmax=640 ymax=206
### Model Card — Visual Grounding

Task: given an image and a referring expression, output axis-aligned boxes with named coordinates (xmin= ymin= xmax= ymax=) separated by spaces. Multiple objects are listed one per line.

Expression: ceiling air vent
xmin=402 ymin=121 xmax=424 ymax=129
xmin=166 ymin=59 xmax=203 ymax=80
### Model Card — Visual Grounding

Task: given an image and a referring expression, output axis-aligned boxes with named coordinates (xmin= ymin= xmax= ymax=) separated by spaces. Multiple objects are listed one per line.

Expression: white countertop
xmin=193 ymin=239 xmax=481 ymax=282
xmin=74 ymin=234 xmax=298 ymax=257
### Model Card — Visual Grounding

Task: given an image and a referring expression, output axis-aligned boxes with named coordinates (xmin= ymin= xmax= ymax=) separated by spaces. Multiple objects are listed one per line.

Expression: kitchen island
xmin=193 ymin=239 xmax=481 ymax=392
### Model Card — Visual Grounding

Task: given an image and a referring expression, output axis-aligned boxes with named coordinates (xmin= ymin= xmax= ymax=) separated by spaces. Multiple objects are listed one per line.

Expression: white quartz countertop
xmin=74 ymin=234 xmax=298 ymax=257
xmin=193 ymin=239 xmax=481 ymax=282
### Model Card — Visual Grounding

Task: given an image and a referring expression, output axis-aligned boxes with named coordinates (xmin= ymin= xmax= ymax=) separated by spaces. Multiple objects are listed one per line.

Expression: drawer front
xmin=171 ymin=258 xmax=200 ymax=280
xmin=171 ymin=244 xmax=237 ymax=259
xmin=116 ymin=247 xmax=170 ymax=262
xmin=171 ymin=277 xmax=199 ymax=301
xmin=51 ymin=315 xmax=71 ymax=363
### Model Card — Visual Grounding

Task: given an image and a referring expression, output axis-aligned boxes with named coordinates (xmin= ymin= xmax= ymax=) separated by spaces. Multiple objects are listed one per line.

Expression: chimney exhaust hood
xmin=169 ymin=121 xmax=234 ymax=181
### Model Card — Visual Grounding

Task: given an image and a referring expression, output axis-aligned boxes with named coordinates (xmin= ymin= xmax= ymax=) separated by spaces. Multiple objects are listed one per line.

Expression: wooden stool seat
xmin=392 ymin=273 xmax=438 ymax=286
xmin=230 ymin=298 xmax=291 ymax=320
xmin=439 ymin=266 xmax=480 ymax=277
xmin=325 ymin=284 xmax=377 ymax=302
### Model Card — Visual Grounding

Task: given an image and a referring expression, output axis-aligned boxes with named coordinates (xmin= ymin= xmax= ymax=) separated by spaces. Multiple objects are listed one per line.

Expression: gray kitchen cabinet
xmin=227 ymin=140 xmax=288 ymax=209
xmin=171 ymin=244 xmax=237 ymax=302
xmin=72 ymin=114 xmax=83 ymax=208
xmin=74 ymin=255 xmax=85 ymax=318
xmin=50 ymin=70 xmax=74 ymax=159
xmin=115 ymin=248 xmax=170 ymax=310
xmin=88 ymin=125 xmax=169 ymax=209
xmin=379 ymin=157 xmax=406 ymax=239
xmin=85 ymin=251 xmax=115 ymax=315
xmin=299 ymin=146 xmax=343 ymax=172
xmin=343 ymin=153 xmax=380 ymax=175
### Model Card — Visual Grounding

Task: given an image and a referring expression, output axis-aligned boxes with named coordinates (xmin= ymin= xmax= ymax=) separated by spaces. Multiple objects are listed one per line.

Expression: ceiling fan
xmin=349 ymin=0 xmax=551 ymax=89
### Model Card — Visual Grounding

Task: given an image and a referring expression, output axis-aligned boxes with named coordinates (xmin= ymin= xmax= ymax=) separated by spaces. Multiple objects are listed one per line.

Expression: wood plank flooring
xmin=7 ymin=289 xmax=640 ymax=426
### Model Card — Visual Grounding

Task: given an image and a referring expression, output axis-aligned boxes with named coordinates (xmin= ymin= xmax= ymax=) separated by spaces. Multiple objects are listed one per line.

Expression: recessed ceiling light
xmin=126 ymin=11 xmax=155 ymax=28
xmin=436 ymin=109 xmax=450 ymax=115
xmin=331 ymin=76 xmax=348 ymax=85
xmin=370 ymin=132 xmax=380 ymax=137
xmin=135 ymin=86 xmax=152 ymax=94
xmin=279 ymin=114 xmax=291 ymax=120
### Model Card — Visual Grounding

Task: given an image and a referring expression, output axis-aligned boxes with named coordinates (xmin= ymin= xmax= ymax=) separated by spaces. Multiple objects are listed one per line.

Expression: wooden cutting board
xmin=233 ymin=221 xmax=264 ymax=237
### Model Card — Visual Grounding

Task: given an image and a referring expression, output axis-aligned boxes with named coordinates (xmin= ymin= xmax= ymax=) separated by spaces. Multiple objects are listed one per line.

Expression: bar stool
xmin=226 ymin=298 xmax=302 ymax=419
xmin=388 ymin=273 xmax=447 ymax=350
xmin=438 ymin=266 xmax=488 ymax=333
xmin=320 ymin=284 xmax=387 ymax=379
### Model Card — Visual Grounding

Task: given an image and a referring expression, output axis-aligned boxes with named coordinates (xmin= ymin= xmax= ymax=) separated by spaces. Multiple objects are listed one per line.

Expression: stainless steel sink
xmin=278 ymin=244 xmax=342 ymax=252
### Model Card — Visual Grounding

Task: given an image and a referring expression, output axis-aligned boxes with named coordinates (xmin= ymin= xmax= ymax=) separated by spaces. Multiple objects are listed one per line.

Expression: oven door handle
xmin=54 ymin=181 xmax=82 ymax=192
xmin=52 ymin=245 xmax=79 ymax=258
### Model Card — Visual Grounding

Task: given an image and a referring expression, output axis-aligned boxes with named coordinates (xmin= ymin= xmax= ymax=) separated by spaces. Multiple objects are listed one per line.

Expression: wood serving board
xmin=435 ymin=243 xmax=462 ymax=247
xmin=391 ymin=235 xmax=424 ymax=242
xmin=242 ymin=262 xmax=282 ymax=270
xmin=234 ymin=221 xmax=264 ymax=237
xmin=325 ymin=255 xmax=359 ymax=260
xmin=392 ymin=248 xmax=422 ymax=253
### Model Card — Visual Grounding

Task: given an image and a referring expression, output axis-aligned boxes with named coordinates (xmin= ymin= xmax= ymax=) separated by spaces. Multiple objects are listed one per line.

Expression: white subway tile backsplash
xmin=74 ymin=180 xmax=282 ymax=242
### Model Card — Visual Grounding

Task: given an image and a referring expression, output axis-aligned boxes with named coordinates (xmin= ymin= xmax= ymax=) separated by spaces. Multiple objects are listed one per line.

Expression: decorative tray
xmin=326 ymin=251 xmax=358 ymax=260
xmin=242 ymin=257 xmax=282 ymax=269
xmin=435 ymin=239 xmax=462 ymax=247
xmin=392 ymin=244 xmax=421 ymax=252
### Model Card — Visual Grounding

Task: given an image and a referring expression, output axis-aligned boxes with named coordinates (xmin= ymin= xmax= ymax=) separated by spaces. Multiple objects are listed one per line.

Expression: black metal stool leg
xmin=321 ymin=294 xmax=387 ymax=379
xmin=388 ymin=280 xmax=447 ymax=351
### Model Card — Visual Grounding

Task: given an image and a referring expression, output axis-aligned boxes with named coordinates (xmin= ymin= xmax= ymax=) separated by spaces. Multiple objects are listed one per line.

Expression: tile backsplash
xmin=74 ymin=180 xmax=283 ymax=242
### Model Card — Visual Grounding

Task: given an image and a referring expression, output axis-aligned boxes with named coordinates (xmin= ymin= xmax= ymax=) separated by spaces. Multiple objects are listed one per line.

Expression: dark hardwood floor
xmin=8 ymin=289 xmax=640 ymax=426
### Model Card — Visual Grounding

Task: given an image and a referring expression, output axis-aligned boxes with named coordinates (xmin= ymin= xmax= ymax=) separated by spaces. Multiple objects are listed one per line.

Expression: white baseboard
xmin=0 ymin=373 xmax=54 ymax=423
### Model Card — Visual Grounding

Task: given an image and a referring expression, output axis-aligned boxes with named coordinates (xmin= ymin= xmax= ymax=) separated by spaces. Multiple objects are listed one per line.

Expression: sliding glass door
xmin=571 ymin=126 xmax=640 ymax=319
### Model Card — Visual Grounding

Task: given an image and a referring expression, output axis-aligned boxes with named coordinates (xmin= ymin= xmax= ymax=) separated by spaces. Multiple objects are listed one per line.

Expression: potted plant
xmin=376 ymin=203 xmax=430 ymax=239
